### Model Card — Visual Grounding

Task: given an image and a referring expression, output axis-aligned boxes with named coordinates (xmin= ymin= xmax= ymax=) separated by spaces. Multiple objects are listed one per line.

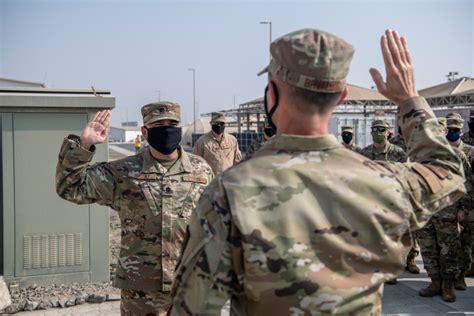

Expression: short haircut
xmin=285 ymin=83 xmax=343 ymax=114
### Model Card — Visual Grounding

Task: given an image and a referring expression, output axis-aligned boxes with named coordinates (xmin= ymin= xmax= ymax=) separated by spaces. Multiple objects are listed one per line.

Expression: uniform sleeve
xmin=170 ymin=177 xmax=243 ymax=315
xmin=359 ymin=146 xmax=371 ymax=159
xmin=457 ymin=150 xmax=473 ymax=215
xmin=394 ymin=145 xmax=407 ymax=162
xmin=193 ymin=137 xmax=204 ymax=158
xmin=234 ymin=138 xmax=242 ymax=164
xmin=381 ymin=97 xmax=466 ymax=230
xmin=55 ymin=135 xmax=117 ymax=207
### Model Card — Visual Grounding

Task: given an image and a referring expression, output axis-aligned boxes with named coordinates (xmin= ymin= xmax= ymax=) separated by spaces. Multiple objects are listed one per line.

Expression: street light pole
xmin=260 ymin=21 xmax=272 ymax=62
xmin=155 ymin=90 xmax=161 ymax=102
xmin=188 ymin=68 xmax=196 ymax=134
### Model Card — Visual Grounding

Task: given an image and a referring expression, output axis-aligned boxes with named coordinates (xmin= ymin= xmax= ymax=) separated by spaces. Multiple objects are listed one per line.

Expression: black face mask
xmin=263 ymin=126 xmax=276 ymax=138
xmin=212 ymin=123 xmax=225 ymax=135
xmin=341 ymin=132 xmax=353 ymax=144
xmin=145 ymin=126 xmax=182 ymax=155
xmin=264 ymin=82 xmax=279 ymax=132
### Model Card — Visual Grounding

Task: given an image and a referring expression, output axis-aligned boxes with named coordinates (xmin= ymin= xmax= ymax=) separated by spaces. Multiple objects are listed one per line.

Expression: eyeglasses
xmin=371 ymin=127 xmax=387 ymax=133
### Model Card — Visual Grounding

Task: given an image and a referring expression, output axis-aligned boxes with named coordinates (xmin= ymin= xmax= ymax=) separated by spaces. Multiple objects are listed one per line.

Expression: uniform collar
xmin=209 ymin=131 xmax=226 ymax=142
xmin=263 ymin=134 xmax=342 ymax=151
xmin=141 ymin=146 xmax=193 ymax=175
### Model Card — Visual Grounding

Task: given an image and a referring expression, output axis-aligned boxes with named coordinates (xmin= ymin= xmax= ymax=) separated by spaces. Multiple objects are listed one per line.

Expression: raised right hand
xmin=369 ymin=29 xmax=419 ymax=105
xmin=80 ymin=110 xmax=111 ymax=150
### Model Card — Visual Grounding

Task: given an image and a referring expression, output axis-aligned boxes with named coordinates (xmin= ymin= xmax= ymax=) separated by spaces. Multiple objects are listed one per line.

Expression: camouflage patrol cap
xmin=341 ymin=126 xmax=354 ymax=134
xmin=438 ymin=117 xmax=447 ymax=128
xmin=446 ymin=112 xmax=464 ymax=129
xmin=141 ymin=101 xmax=181 ymax=125
xmin=257 ymin=29 xmax=355 ymax=93
xmin=211 ymin=112 xmax=226 ymax=124
xmin=371 ymin=119 xmax=390 ymax=128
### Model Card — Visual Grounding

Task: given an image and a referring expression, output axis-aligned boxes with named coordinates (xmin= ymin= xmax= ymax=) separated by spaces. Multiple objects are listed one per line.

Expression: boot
xmin=385 ymin=278 xmax=397 ymax=285
xmin=466 ymin=265 xmax=474 ymax=277
xmin=405 ymin=256 xmax=420 ymax=274
xmin=454 ymin=272 xmax=467 ymax=291
xmin=441 ymin=279 xmax=456 ymax=302
xmin=419 ymin=278 xmax=441 ymax=297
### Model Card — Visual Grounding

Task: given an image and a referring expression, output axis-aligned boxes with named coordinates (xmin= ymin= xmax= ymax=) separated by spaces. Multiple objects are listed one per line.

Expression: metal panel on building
xmin=0 ymin=87 xmax=114 ymax=288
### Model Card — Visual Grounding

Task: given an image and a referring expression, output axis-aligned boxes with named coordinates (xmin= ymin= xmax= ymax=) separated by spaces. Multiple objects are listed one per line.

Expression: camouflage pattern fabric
xmin=355 ymin=132 xmax=418 ymax=265
xmin=121 ymin=289 xmax=170 ymax=316
xmin=342 ymin=142 xmax=360 ymax=153
xmin=246 ymin=136 xmax=266 ymax=158
xmin=359 ymin=142 xmax=406 ymax=162
xmin=193 ymin=132 xmax=242 ymax=175
xmin=211 ymin=112 xmax=226 ymax=123
xmin=170 ymin=97 xmax=466 ymax=315
xmin=417 ymin=208 xmax=462 ymax=278
xmin=257 ymin=29 xmax=354 ymax=93
xmin=56 ymin=135 xmax=213 ymax=292
xmin=461 ymin=131 xmax=474 ymax=146
xmin=389 ymin=134 xmax=407 ymax=152
xmin=457 ymin=140 xmax=474 ymax=273
xmin=418 ymin=146 xmax=469 ymax=279
xmin=141 ymin=101 xmax=181 ymax=124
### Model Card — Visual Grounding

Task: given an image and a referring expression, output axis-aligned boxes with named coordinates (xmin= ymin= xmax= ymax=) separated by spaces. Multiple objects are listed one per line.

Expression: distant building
xmin=109 ymin=126 xmax=141 ymax=142
xmin=121 ymin=121 xmax=139 ymax=127
xmin=0 ymin=77 xmax=47 ymax=88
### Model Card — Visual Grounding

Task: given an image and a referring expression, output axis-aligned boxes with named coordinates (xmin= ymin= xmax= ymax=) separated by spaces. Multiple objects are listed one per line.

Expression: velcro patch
xmin=412 ymin=163 xmax=442 ymax=194
xmin=425 ymin=164 xmax=452 ymax=180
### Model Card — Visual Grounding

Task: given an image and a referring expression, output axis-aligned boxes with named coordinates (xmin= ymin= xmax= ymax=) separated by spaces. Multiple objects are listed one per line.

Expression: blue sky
xmin=0 ymin=0 xmax=473 ymax=125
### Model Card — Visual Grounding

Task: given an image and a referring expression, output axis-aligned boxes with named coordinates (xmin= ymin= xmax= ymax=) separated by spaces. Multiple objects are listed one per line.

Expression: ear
xmin=336 ymin=87 xmax=348 ymax=105
xmin=266 ymin=81 xmax=277 ymax=108
xmin=141 ymin=126 xmax=148 ymax=140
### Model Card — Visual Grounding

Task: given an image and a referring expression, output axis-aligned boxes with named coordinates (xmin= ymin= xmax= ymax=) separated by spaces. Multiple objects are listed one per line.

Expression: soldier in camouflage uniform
xmin=193 ymin=112 xmax=242 ymax=175
xmin=389 ymin=127 xmax=407 ymax=152
xmin=340 ymin=125 xmax=360 ymax=152
xmin=55 ymin=102 xmax=213 ymax=315
xmin=460 ymin=109 xmax=474 ymax=145
xmin=245 ymin=124 xmax=276 ymax=158
xmin=169 ymin=29 xmax=465 ymax=315
xmin=445 ymin=113 xmax=474 ymax=287
xmin=460 ymin=110 xmax=474 ymax=277
xmin=360 ymin=120 xmax=420 ymax=280
xmin=418 ymin=114 xmax=471 ymax=302
xmin=360 ymin=120 xmax=406 ymax=162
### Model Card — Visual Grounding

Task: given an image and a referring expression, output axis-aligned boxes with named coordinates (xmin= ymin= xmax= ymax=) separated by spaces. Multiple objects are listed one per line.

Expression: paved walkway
xmin=13 ymin=259 xmax=474 ymax=315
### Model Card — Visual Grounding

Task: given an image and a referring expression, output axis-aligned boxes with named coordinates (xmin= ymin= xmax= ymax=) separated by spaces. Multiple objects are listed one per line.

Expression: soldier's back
xmin=219 ymin=135 xmax=416 ymax=314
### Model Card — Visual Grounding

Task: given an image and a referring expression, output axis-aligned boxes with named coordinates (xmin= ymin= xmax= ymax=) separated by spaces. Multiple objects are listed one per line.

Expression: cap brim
xmin=257 ymin=65 xmax=269 ymax=76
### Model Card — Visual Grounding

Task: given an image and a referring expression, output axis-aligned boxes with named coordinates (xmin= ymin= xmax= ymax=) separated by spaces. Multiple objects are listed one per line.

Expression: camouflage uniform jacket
xmin=56 ymin=135 xmax=213 ymax=292
xmin=360 ymin=141 xmax=407 ymax=162
xmin=170 ymin=97 xmax=465 ymax=315
xmin=455 ymin=142 xmax=474 ymax=213
xmin=461 ymin=131 xmax=474 ymax=146
xmin=342 ymin=142 xmax=360 ymax=153
xmin=245 ymin=136 xmax=266 ymax=158
xmin=193 ymin=132 xmax=242 ymax=175
xmin=389 ymin=134 xmax=407 ymax=152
